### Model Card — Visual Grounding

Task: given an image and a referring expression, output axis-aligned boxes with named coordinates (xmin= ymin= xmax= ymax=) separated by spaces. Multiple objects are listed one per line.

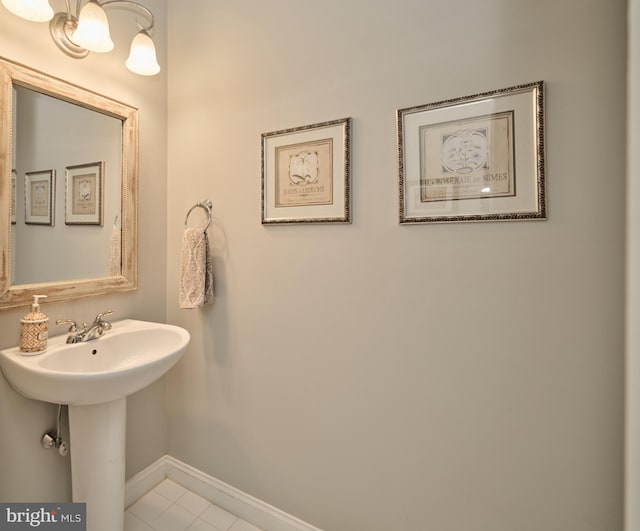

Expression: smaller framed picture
xmin=262 ymin=117 xmax=351 ymax=224
xmin=10 ymin=169 xmax=16 ymax=225
xmin=25 ymin=169 xmax=55 ymax=226
xmin=65 ymin=161 xmax=104 ymax=225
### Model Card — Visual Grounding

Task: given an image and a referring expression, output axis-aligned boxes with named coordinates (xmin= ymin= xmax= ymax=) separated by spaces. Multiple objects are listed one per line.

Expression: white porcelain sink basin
xmin=0 ymin=319 xmax=190 ymax=406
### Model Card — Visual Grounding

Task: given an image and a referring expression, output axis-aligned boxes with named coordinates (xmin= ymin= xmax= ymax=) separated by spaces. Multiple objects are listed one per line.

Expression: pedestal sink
xmin=0 ymin=319 xmax=190 ymax=531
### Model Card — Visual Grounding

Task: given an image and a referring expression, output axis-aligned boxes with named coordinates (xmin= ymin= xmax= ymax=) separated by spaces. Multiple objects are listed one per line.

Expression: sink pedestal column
xmin=68 ymin=397 xmax=126 ymax=531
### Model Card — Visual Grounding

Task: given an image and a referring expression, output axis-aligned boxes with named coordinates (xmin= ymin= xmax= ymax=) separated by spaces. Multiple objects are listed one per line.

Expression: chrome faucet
xmin=56 ymin=310 xmax=114 ymax=343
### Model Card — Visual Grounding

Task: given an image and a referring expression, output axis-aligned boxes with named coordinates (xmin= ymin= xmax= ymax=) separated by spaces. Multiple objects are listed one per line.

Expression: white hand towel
xmin=179 ymin=227 xmax=214 ymax=309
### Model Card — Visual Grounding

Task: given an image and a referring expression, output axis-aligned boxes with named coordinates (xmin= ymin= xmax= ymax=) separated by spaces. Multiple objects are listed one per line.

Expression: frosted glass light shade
xmin=1 ymin=0 xmax=53 ymax=22
xmin=72 ymin=0 xmax=113 ymax=53
xmin=125 ymin=30 xmax=160 ymax=76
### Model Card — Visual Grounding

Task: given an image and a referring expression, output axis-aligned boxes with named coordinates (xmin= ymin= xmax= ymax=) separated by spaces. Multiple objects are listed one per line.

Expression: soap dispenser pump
xmin=19 ymin=294 xmax=49 ymax=355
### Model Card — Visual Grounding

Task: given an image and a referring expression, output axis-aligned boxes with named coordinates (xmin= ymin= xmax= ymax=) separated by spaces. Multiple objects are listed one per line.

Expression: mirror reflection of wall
xmin=11 ymin=86 xmax=122 ymax=285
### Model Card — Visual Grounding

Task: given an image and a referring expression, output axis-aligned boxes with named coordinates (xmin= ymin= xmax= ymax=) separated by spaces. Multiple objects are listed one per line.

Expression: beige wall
xmin=0 ymin=0 xmax=168 ymax=500
xmin=166 ymin=1 xmax=625 ymax=530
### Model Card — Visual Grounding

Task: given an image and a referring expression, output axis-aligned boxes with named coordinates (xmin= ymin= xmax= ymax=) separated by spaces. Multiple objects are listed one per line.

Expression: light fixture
xmin=125 ymin=29 xmax=159 ymax=76
xmin=72 ymin=0 xmax=114 ymax=53
xmin=2 ymin=0 xmax=160 ymax=76
xmin=1 ymin=0 xmax=53 ymax=22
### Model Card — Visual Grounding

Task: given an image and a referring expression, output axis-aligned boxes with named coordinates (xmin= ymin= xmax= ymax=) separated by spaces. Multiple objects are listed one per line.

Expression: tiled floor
xmin=125 ymin=479 xmax=263 ymax=531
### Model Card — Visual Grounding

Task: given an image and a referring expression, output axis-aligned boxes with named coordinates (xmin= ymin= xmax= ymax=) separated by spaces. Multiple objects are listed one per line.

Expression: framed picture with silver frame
xmin=65 ymin=161 xmax=104 ymax=225
xmin=397 ymin=81 xmax=545 ymax=223
xmin=25 ymin=169 xmax=55 ymax=226
xmin=262 ymin=117 xmax=352 ymax=224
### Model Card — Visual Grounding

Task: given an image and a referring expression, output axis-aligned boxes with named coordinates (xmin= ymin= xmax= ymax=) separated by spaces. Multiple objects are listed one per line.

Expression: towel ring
xmin=185 ymin=200 xmax=213 ymax=231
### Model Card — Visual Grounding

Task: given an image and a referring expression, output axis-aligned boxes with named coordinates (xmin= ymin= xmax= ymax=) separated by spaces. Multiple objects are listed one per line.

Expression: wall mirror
xmin=0 ymin=57 xmax=138 ymax=309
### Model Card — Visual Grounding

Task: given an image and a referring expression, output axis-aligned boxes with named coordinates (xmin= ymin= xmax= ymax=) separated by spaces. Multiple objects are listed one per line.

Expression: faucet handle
xmin=55 ymin=319 xmax=79 ymax=332
xmin=94 ymin=310 xmax=113 ymax=329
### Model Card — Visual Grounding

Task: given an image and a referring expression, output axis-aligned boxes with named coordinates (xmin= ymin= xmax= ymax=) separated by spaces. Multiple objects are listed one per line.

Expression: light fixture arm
xmin=60 ymin=0 xmax=153 ymax=31
xmin=99 ymin=0 xmax=154 ymax=33
xmin=50 ymin=0 xmax=87 ymax=59
xmin=62 ymin=0 xmax=81 ymax=20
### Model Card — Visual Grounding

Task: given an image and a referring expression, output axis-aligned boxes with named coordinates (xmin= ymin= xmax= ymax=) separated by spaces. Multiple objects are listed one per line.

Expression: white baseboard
xmin=125 ymin=455 xmax=322 ymax=531
xmin=125 ymin=455 xmax=169 ymax=508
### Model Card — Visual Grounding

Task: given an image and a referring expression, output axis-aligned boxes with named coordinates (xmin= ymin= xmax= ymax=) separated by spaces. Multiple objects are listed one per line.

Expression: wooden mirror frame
xmin=0 ymin=57 xmax=138 ymax=309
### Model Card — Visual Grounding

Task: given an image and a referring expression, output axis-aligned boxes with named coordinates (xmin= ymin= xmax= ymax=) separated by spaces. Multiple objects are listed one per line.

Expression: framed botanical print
xmin=262 ymin=117 xmax=351 ymax=224
xmin=25 ymin=169 xmax=55 ymax=226
xmin=397 ymin=81 xmax=545 ymax=223
xmin=65 ymin=161 xmax=104 ymax=225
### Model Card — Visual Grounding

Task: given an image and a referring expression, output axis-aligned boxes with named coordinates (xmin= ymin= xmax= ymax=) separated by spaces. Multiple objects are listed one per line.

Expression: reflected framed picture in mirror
xmin=25 ymin=169 xmax=55 ymax=226
xmin=65 ymin=161 xmax=104 ymax=226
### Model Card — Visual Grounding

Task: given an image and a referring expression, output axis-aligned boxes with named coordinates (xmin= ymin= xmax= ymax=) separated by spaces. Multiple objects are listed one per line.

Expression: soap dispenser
xmin=19 ymin=294 xmax=49 ymax=355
